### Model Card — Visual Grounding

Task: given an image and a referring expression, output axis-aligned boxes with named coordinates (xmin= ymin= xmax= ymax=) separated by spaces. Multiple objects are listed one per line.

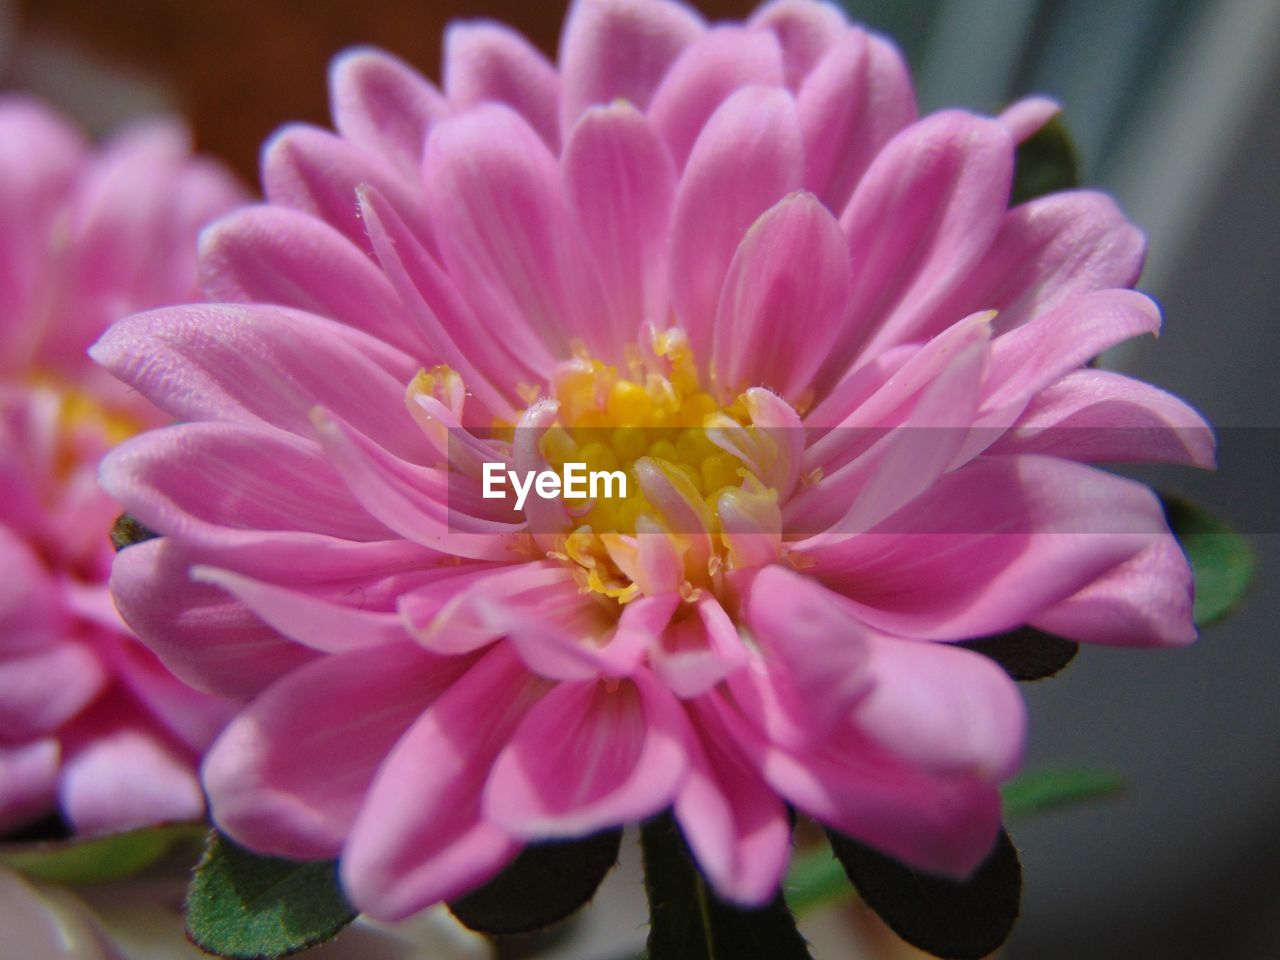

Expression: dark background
xmin=5 ymin=1 xmax=1276 ymax=957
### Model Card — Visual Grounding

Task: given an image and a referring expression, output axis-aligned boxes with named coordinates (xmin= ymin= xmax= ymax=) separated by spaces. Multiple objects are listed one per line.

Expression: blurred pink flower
xmin=0 ymin=98 xmax=245 ymax=836
xmin=95 ymin=0 xmax=1213 ymax=920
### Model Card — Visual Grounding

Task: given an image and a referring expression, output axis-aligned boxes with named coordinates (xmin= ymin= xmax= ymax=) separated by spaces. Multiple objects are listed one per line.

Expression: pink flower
xmin=0 ymin=98 xmax=245 ymax=836
xmin=94 ymin=0 xmax=1213 ymax=920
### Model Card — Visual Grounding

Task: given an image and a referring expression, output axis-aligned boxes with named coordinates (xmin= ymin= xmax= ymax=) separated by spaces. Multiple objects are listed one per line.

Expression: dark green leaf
xmin=784 ymin=846 xmax=852 ymax=916
xmin=0 ymin=823 xmax=201 ymax=884
xmin=1010 ymin=115 xmax=1080 ymax=205
xmin=642 ymin=812 xmax=811 ymax=960
xmin=186 ymin=831 xmax=356 ymax=960
xmin=826 ymin=829 xmax=1021 ymax=960
xmin=110 ymin=513 xmax=158 ymax=551
xmin=1162 ymin=495 xmax=1254 ymax=626
xmin=1001 ymin=769 xmax=1125 ymax=819
xmin=958 ymin=627 xmax=1079 ymax=680
xmin=448 ymin=829 xmax=621 ymax=934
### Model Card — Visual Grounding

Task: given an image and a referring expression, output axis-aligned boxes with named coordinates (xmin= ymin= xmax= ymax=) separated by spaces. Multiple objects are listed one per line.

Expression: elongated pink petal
xmin=110 ymin=538 xmax=318 ymax=700
xmin=191 ymin=566 xmax=414 ymax=653
xmin=669 ymin=86 xmax=803 ymax=362
xmin=1033 ymin=535 xmax=1196 ymax=647
xmin=854 ymin=637 xmax=1026 ymax=780
xmin=91 ymin=304 xmax=423 ymax=462
xmin=749 ymin=0 xmax=850 ymax=89
xmin=675 ymin=696 xmax=791 ymax=905
xmin=0 ymin=528 xmax=66 ymax=654
xmin=330 ymin=47 xmax=449 ymax=176
xmin=649 ymin=596 xmax=747 ymax=698
xmin=984 ymin=289 xmax=1161 ymax=414
xmin=262 ymin=124 xmax=432 ymax=256
xmin=713 ymin=192 xmax=850 ymax=403
xmin=424 ymin=105 xmax=610 ymax=364
xmin=647 ymin=27 xmax=786 ymax=169
xmin=564 ymin=102 xmax=676 ymax=341
xmin=109 ymin=637 xmax=235 ymax=753
xmin=798 ymin=29 xmax=916 ymax=212
xmin=931 ymin=190 xmax=1147 ymax=339
xmin=799 ymin=455 xmax=1168 ymax=639
xmin=313 ymin=409 xmax=525 ymax=559
xmin=0 ymin=643 xmax=108 ymax=741
xmin=998 ymin=95 xmax=1060 ymax=143
xmin=559 ymin=0 xmax=705 ymax=133
xmin=199 ymin=206 xmax=424 ymax=357
xmin=486 ymin=669 xmax=690 ymax=836
xmin=833 ymin=111 xmax=1013 ymax=370
xmin=342 ymin=645 xmax=541 ymax=920
xmin=445 ymin=22 xmax=560 ymax=150
xmin=101 ymin=421 xmax=392 ymax=545
xmin=204 ymin=644 xmax=468 ymax=859
xmin=0 ymin=740 xmax=60 ymax=832
xmin=990 ymin=368 xmax=1216 ymax=468
xmin=59 ymin=692 xmax=205 ymax=835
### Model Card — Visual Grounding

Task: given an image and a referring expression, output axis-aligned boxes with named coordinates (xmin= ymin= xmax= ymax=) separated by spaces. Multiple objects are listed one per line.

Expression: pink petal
xmin=423 ymin=105 xmax=609 ymax=364
xmin=647 ymin=26 xmax=786 ymax=169
xmin=342 ymin=645 xmax=541 ymax=920
xmin=313 ymin=408 xmax=525 ymax=560
xmin=990 ymin=368 xmax=1216 ymax=468
xmin=100 ymin=421 xmax=393 ymax=545
xmin=1033 ymin=535 xmax=1196 ymax=647
xmin=983 ymin=289 xmax=1161 ymax=414
xmin=0 ymin=643 xmax=109 ymax=741
xmin=674 ymin=696 xmax=791 ymax=906
xmin=108 ymin=636 xmax=234 ymax=753
xmin=203 ymin=643 xmax=468 ymax=859
xmin=59 ymin=692 xmax=205 ymax=835
xmin=998 ymin=95 xmax=1060 ymax=143
xmin=931 ymin=190 xmax=1147 ymax=339
xmin=110 ymin=538 xmax=318 ymax=700
xmin=261 ymin=124 xmax=432 ymax=257
xmin=191 ymin=565 xmax=414 ymax=653
xmin=749 ymin=0 xmax=850 ymax=89
xmin=799 ymin=455 xmax=1168 ymax=639
xmin=0 ymin=528 xmax=66 ymax=654
xmin=91 ymin=304 xmax=423 ymax=462
xmin=0 ymin=739 xmax=60 ymax=832
xmin=486 ymin=669 xmax=690 ymax=837
xmin=445 ymin=22 xmax=561 ymax=150
xmin=558 ymin=0 xmax=705 ymax=133
xmin=669 ymin=86 xmax=804 ymax=362
xmin=853 ymin=636 xmax=1026 ymax=780
xmin=649 ymin=596 xmax=747 ymax=698
xmin=712 ymin=192 xmax=850 ymax=403
xmin=198 ymin=205 xmax=424 ymax=357
xmin=329 ymin=47 xmax=449 ymax=176
xmin=358 ymin=185 xmax=527 ymax=421
xmin=831 ymin=111 xmax=1013 ymax=372
xmin=798 ymin=28 xmax=916 ymax=213
xmin=563 ymin=102 xmax=676 ymax=341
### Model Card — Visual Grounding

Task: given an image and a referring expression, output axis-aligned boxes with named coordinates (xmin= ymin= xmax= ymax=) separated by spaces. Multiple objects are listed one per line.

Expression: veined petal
xmin=669 ymin=86 xmax=803 ymax=363
xmin=749 ymin=0 xmax=850 ymax=89
xmin=445 ymin=22 xmax=560 ymax=150
xmin=559 ymin=0 xmax=705 ymax=134
xmin=204 ymin=643 xmax=469 ymax=859
xmin=647 ymin=26 xmax=786 ymax=169
xmin=486 ymin=669 xmax=691 ymax=837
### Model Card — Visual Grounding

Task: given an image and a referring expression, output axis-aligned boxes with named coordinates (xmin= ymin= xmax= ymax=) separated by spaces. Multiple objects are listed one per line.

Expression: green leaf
xmin=958 ymin=627 xmax=1079 ymax=681
xmin=186 ymin=831 xmax=356 ymax=960
xmin=449 ymin=829 xmax=621 ymax=934
xmin=784 ymin=846 xmax=852 ymax=917
xmin=1010 ymin=115 xmax=1080 ymax=205
xmin=110 ymin=513 xmax=158 ymax=551
xmin=0 ymin=823 xmax=202 ymax=884
xmin=1001 ymin=769 xmax=1125 ymax=819
xmin=826 ymin=829 xmax=1021 ymax=960
xmin=641 ymin=812 xmax=812 ymax=960
xmin=1162 ymin=495 xmax=1254 ymax=626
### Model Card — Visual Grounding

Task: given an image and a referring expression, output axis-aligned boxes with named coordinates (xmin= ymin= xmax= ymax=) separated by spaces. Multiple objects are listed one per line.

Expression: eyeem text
xmin=482 ymin=462 xmax=628 ymax=511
